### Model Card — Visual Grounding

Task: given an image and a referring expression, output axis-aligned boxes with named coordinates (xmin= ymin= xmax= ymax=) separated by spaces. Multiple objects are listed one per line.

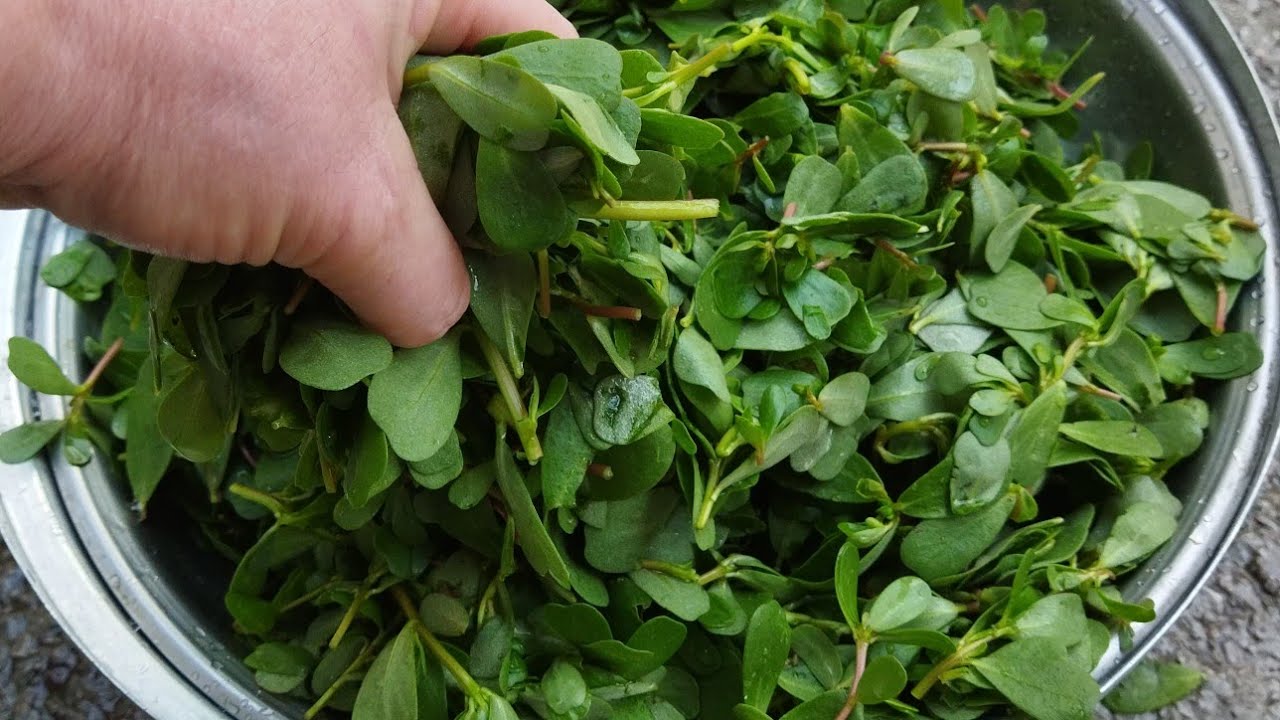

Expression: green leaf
xmin=950 ymin=431 xmax=1010 ymax=514
xmin=630 ymin=568 xmax=710 ymax=621
xmin=639 ymin=109 xmax=725 ymax=149
xmin=866 ymin=576 xmax=931 ymax=632
xmin=858 ymin=654 xmax=908 ymax=704
xmin=476 ymin=139 xmax=573 ymax=252
xmin=1103 ymin=661 xmax=1204 ymax=714
xmin=399 ymin=83 xmax=464 ymax=200
xmin=468 ymin=252 xmax=536 ymax=378
xmin=542 ymin=659 xmax=589 ymax=715
xmin=1099 ymin=501 xmax=1179 ymax=568
xmin=587 ymin=425 xmax=675 ymax=500
xmin=835 ymin=154 xmax=928 ymax=215
xmin=419 ymin=593 xmax=471 ymax=637
xmin=494 ymin=38 xmax=622 ymax=107
xmin=542 ymin=401 xmax=594 ymax=509
xmin=344 ymin=414 xmax=392 ymax=508
xmin=784 ymin=269 xmax=854 ymax=340
xmin=777 ymin=691 xmax=846 ymax=720
xmin=407 ymin=432 xmax=464 ymax=489
xmin=279 ymin=320 xmax=393 ymax=391
xmin=1158 ymin=332 xmax=1263 ymax=383
xmin=368 ymin=334 xmax=462 ymax=462
xmin=790 ymin=625 xmax=842 ymax=689
xmin=7 ymin=338 xmax=78 ymax=395
xmin=742 ymin=600 xmax=790 ymax=710
xmin=674 ymin=329 xmax=731 ymax=404
xmin=494 ymin=439 xmax=571 ymax=588
xmin=972 ymin=638 xmax=1101 ymax=720
xmin=1058 ymin=421 xmax=1164 ymax=458
xmin=551 ymin=85 xmax=640 ymax=165
xmin=834 ymin=541 xmax=859 ymax=629
xmin=126 ymin=358 xmax=172 ymax=511
xmin=985 ymin=205 xmax=1041 ymax=273
xmin=0 ymin=420 xmax=64 ymax=464
xmin=40 ymin=239 xmax=117 ymax=301
xmin=964 ymin=262 xmax=1060 ymax=331
xmin=817 ymin=372 xmax=869 ymax=427
xmin=620 ymin=150 xmax=687 ymax=200
xmin=352 ymin=624 xmax=422 ymax=720
xmin=891 ymin=48 xmax=977 ymax=101
xmin=1007 ymin=382 xmax=1067 ymax=492
xmin=244 ymin=642 xmax=313 ymax=694
xmin=783 ymin=155 xmax=843 ymax=218
xmin=157 ymin=363 xmax=229 ymax=463
xmin=592 ymin=374 xmax=673 ymax=445
xmin=1013 ymin=593 xmax=1087 ymax=645
xmin=427 ymin=55 xmax=558 ymax=150
xmin=734 ymin=92 xmax=810 ymax=137
xmin=969 ymin=170 xmax=1018 ymax=256
xmin=900 ymin=495 xmax=1015 ymax=582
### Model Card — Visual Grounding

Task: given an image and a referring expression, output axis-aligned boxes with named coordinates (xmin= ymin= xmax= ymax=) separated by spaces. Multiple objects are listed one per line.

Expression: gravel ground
xmin=1 ymin=3 xmax=1278 ymax=719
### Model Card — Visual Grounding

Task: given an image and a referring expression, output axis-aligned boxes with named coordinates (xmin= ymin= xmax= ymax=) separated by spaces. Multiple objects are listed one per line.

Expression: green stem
xmin=403 ymin=61 xmax=433 ymax=88
xmin=536 ymin=250 xmax=552 ymax=318
xmin=476 ymin=329 xmax=543 ymax=462
xmin=572 ymin=199 xmax=720 ymax=222
xmin=392 ymin=586 xmax=486 ymax=702
xmin=694 ymin=459 xmax=724 ymax=530
xmin=329 ymin=581 xmax=371 ymax=649
xmin=784 ymin=611 xmax=854 ymax=635
xmin=303 ymin=631 xmax=386 ymax=720
xmin=640 ymin=559 xmax=700 ymax=583
xmin=227 ymin=483 xmax=287 ymax=517
xmin=911 ymin=626 xmax=1014 ymax=699
xmin=626 ymin=32 xmax=765 ymax=106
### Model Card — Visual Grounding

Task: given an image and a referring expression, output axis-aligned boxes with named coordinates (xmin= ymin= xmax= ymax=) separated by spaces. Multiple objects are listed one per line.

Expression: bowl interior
xmin=14 ymin=1 xmax=1280 ymax=717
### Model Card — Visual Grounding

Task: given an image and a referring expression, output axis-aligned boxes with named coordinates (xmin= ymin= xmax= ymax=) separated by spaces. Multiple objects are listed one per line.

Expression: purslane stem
xmin=573 ymin=199 xmax=720 ymax=222
xmin=391 ymin=586 xmax=486 ymax=702
xmin=476 ymin=329 xmax=543 ymax=462
xmin=833 ymin=638 xmax=870 ymax=720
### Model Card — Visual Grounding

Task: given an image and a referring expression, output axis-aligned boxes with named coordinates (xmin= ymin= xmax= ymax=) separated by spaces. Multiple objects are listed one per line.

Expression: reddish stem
xmin=81 ymin=337 xmax=124 ymax=392
xmin=577 ymin=303 xmax=643 ymax=321
xmin=834 ymin=639 xmax=870 ymax=720
xmin=736 ymin=137 xmax=770 ymax=167
xmin=812 ymin=256 xmax=836 ymax=271
xmin=587 ymin=463 xmax=614 ymax=480
xmin=970 ymin=3 xmax=988 ymax=22
xmin=1044 ymin=274 xmax=1058 ymax=294
xmin=239 ymin=441 xmax=259 ymax=469
xmin=875 ymin=238 xmax=918 ymax=269
xmin=782 ymin=202 xmax=798 ymax=219
xmin=1080 ymin=384 xmax=1124 ymax=402
xmin=1214 ymin=281 xmax=1228 ymax=335
xmin=284 ymin=277 xmax=315 ymax=316
xmin=1049 ymin=82 xmax=1089 ymax=110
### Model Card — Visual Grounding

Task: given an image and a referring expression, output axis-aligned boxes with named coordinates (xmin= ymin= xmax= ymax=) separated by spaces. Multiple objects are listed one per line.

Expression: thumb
xmin=299 ymin=112 xmax=470 ymax=348
xmin=412 ymin=0 xmax=577 ymax=54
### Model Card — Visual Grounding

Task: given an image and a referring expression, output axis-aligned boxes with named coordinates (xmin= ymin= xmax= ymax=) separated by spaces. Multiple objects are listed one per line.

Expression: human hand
xmin=0 ymin=0 xmax=575 ymax=346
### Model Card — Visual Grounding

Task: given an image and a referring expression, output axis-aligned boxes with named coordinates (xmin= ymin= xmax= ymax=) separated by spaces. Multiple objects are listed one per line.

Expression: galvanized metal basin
xmin=1 ymin=1 xmax=1278 ymax=717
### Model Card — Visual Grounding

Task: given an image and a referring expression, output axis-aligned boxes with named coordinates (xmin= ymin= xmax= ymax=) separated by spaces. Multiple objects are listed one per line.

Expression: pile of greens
xmin=1 ymin=1 xmax=1263 ymax=718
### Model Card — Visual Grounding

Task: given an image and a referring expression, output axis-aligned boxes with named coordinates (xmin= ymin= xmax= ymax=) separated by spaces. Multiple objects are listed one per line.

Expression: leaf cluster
xmin=2 ymin=2 xmax=1263 ymax=719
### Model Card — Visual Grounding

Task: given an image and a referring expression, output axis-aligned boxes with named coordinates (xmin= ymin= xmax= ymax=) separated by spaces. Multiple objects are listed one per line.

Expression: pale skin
xmin=0 ymin=0 xmax=575 ymax=347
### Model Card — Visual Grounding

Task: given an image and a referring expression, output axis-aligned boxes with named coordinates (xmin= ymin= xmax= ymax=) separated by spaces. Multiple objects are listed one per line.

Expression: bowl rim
xmin=2 ymin=1 xmax=1279 ymax=718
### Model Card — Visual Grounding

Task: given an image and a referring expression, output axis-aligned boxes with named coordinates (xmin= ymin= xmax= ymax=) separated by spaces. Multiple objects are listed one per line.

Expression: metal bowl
xmin=1 ymin=1 xmax=1278 ymax=717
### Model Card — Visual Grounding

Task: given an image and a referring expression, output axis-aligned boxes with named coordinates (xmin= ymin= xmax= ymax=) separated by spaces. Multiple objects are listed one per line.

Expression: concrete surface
xmin=0 ymin=2 xmax=1277 ymax=719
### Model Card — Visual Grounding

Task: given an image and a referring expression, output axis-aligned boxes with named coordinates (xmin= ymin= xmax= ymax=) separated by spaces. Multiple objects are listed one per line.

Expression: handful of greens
xmin=1 ymin=2 xmax=1262 ymax=719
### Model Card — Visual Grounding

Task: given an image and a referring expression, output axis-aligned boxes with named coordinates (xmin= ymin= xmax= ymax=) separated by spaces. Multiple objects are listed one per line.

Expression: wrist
xmin=0 ymin=1 xmax=137 ymax=192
